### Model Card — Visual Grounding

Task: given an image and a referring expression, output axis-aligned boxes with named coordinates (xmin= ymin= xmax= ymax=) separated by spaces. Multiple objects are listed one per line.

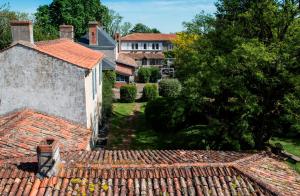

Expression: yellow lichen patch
xmin=70 ymin=178 xmax=82 ymax=184
xmin=102 ymin=183 xmax=109 ymax=191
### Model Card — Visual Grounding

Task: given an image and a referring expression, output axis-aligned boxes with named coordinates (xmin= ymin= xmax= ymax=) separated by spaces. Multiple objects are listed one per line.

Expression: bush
xmin=138 ymin=67 xmax=152 ymax=83
xmin=102 ymin=71 xmax=115 ymax=121
xmin=138 ymin=67 xmax=161 ymax=83
xmin=149 ymin=67 xmax=161 ymax=82
xmin=142 ymin=83 xmax=158 ymax=101
xmin=145 ymin=97 xmax=186 ymax=132
xmin=120 ymin=84 xmax=137 ymax=103
xmin=159 ymin=79 xmax=182 ymax=98
xmin=104 ymin=70 xmax=116 ymax=85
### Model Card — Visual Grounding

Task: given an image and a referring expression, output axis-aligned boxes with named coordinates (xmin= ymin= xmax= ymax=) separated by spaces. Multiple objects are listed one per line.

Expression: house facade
xmin=0 ymin=21 xmax=104 ymax=145
xmin=79 ymin=22 xmax=138 ymax=85
xmin=119 ymin=33 xmax=177 ymax=67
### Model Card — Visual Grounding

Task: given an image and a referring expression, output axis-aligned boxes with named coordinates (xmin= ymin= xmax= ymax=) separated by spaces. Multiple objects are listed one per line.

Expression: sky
xmin=4 ymin=0 xmax=217 ymax=33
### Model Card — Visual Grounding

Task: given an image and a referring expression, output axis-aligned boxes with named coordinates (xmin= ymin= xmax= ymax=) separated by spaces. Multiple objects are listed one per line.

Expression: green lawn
xmin=107 ymin=102 xmax=177 ymax=149
xmin=270 ymin=137 xmax=300 ymax=174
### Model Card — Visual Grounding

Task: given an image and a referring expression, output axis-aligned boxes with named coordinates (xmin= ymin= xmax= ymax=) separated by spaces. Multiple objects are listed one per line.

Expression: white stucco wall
xmin=0 ymin=45 xmax=87 ymax=125
xmin=84 ymin=62 xmax=102 ymax=141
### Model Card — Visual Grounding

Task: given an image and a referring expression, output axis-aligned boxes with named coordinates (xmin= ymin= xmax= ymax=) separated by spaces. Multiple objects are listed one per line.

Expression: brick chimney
xmin=88 ymin=21 xmax=98 ymax=45
xmin=114 ymin=32 xmax=121 ymax=52
xmin=37 ymin=138 xmax=61 ymax=178
xmin=59 ymin=25 xmax=74 ymax=40
xmin=10 ymin=21 xmax=34 ymax=44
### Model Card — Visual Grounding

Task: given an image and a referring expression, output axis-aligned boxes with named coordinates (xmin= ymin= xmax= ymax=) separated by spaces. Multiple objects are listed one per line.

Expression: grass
xmin=270 ymin=137 xmax=300 ymax=174
xmin=107 ymin=102 xmax=177 ymax=149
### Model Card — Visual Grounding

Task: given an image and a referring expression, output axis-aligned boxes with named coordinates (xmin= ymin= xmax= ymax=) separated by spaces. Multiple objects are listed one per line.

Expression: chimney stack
xmin=88 ymin=21 xmax=99 ymax=45
xmin=114 ymin=32 xmax=121 ymax=53
xmin=37 ymin=138 xmax=61 ymax=178
xmin=59 ymin=25 xmax=74 ymax=40
xmin=10 ymin=21 xmax=34 ymax=44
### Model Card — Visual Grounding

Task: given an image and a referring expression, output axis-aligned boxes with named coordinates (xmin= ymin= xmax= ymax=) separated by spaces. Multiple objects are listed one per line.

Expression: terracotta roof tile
xmin=116 ymin=64 xmax=135 ymax=76
xmin=0 ymin=109 xmax=91 ymax=160
xmin=116 ymin=53 xmax=138 ymax=67
xmin=124 ymin=52 xmax=165 ymax=60
xmin=35 ymin=39 xmax=104 ymax=69
xmin=4 ymin=39 xmax=104 ymax=70
xmin=121 ymin=33 xmax=177 ymax=41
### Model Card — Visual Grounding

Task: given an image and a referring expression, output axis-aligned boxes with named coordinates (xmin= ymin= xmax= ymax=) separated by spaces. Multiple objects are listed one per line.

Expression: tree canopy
xmin=34 ymin=0 xmax=112 ymax=40
xmin=0 ymin=3 xmax=30 ymax=49
xmin=147 ymin=0 xmax=300 ymax=150
xmin=129 ymin=23 xmax=160 ymax=34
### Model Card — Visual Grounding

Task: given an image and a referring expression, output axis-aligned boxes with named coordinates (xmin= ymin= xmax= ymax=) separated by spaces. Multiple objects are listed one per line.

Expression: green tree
xmin=155 ymin=0 xmax=300 ymax=150
xmin=0 ymin=3 xmax=30 ymax=49
xmin=130 ymin=23 xmax=161 ymax=34
xmin=120 ymin=22 xmax=132 ymax=36
xmin=34 ymin=0 xmax=113 ymax=40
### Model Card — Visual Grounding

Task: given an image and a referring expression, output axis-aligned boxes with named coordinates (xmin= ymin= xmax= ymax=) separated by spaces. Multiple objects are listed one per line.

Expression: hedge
xmin=120 ymin=84 xmax=137 ymax=103
xmin=138 ymin=67 xmax=161 ymax=83
xmin=142 ymin=83 xmax=158 ymax=101
xmin=138 ymin=67 xmax=151 ymax=83
xmin=158 ymin=79 xmax=182 ymax=98
xmin=145 ymin=97 xmax=186 ymax=132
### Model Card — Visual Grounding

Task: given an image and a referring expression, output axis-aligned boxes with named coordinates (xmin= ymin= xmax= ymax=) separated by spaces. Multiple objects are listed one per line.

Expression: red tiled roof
xmin=125 ymin=52 xmax=165 ymax=60
xmin=0 ymin=109 xmax=92 ymax=160
xmin=4 ymin=39 xmax=104 ymax=69
xmin=35 ymin=39 xmax=104 ymax=69
xmin=116 ymin=64 xmax=135 ymax=76
xmin=121 ymin=33 xmax=177 ymax=41
xmin=116 ymin=53 xmax=138 ymax=67
xmin=236 ymin=154 xmax=300 ymax=196
xmin=0 ymin=151 xmax=289 ymax=195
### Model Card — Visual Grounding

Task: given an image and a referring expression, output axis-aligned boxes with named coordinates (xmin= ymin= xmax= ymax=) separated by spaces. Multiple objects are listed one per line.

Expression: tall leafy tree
xmin=129 ymin=23 xmax=161 ymax=34
xmin=0 ymin=3 xmax=30 ymax=49
xmin=167 ymin=0 xmax=300 ymax=150
xmin=34 ymin=0 xmax=113 ymax=40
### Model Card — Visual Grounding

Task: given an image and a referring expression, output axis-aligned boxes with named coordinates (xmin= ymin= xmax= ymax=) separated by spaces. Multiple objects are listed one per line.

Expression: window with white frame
xmin=156 ymin=43 xmax=159 ymax=50
xmin=144 ymin=43 xmax=147 ymax=50
xmin=131 ymin=43 xmax=134 ymax=50
xmin=135 ymin=43 xmax=138 ymax=50
xmin=152 ymin=43 xmax=155 ymax=50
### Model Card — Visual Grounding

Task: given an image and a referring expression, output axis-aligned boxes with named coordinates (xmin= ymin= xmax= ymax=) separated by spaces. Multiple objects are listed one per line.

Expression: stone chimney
xmin=114 ymin=33 xmax=121 ymax=52
xmin=10 ymin=21 xmax=34 ymax=44
xmin=89 ymin=21 xmax=99 ymax=45
xmin=59 ymin=25 xmax=74 ymax=40
xmin=37 ymin=138 xmax=61 ymax=178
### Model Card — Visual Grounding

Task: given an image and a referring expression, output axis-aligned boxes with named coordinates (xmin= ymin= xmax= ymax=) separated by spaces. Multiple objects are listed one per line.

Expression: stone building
xmin=0 ymin=21 xmax=104 ymax=145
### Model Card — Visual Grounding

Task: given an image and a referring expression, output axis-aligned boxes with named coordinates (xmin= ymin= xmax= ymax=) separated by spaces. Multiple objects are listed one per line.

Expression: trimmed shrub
xmin=149 ymin=67 xmax=161 ymax=82
xmin=145 ymin=97 xmax=186 ymax=132
xmin=138 ymin=67 xmax=151 ymax=83
xmin=159 ymin=79 xmax=182 ymax=98
xmin=120 ymin=84 xmax=137 ymax=103
xmin=104 ymin=70 xmax=116 ymax=84
xmin=142 ymin=83 xmax=158 ymax=101
xmin=102 ymin=71 xmax=116 ymax=121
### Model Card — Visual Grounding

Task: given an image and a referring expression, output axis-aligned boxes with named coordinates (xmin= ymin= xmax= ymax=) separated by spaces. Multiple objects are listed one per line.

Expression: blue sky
xmin=4 ymin=0 xmax=217 ymax=33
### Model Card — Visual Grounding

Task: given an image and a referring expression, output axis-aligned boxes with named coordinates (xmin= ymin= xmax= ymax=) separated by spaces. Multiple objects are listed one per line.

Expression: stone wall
xmin=0 ymin=45 xmax=87 ymax=125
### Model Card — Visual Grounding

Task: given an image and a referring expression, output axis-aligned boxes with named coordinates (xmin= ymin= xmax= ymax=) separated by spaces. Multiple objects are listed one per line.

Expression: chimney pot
xmin=10 ymin=20 xmax=34 ymax=44
xmin=37 ymin=138 xmax=61 ymax=178
xmin=88 ymin=21 xmax=99 ymax=45
xmin=59 ymin=25 xmax=74 ymax=40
